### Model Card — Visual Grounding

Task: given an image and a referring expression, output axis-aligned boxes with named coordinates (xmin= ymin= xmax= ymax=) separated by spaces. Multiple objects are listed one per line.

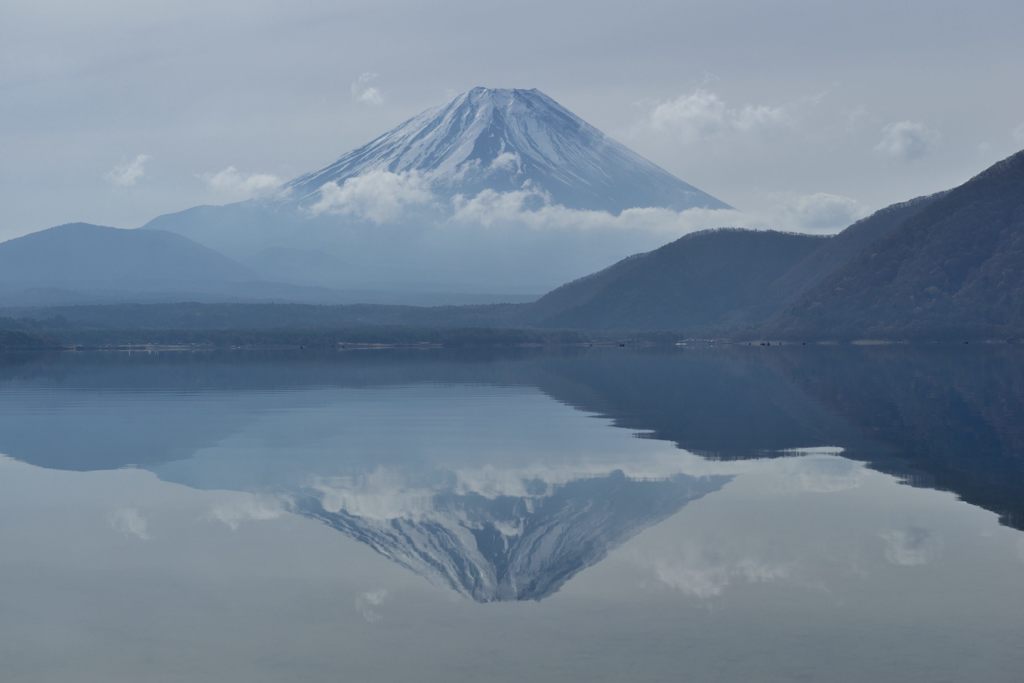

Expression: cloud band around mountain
xmin=308 ymin=170 xmax=867 ymax=235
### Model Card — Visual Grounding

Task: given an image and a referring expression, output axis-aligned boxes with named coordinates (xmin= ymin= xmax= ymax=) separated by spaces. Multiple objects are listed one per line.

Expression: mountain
xmin=769 ymin=149 xmax=1024 ymax=339
xmin=520 ymin=149 xmax=1024 ymax=338
xmin=767 ymin=192 xmax=945 ymax=307
xmin=5 ymin=87 xmax=731 ymax=306
xmin=0 ymin=222 xmax=254 ymax=301
xmin=286 ymin=87 xmax=729 ymax=213
xmin=8 ymin=140 xmax=1022 ymax=334
xmin=0 ymin=223 xmax=345 ymax=306
xmin=296 ymin=470 xmax=727 ymax=602
xmin=0 ymin=329 xmax=44 ymax=349
xmin=523 ymin=229 xmax=826 ymax=331
xmin=143 ymin=87 xmax=729 ymax=298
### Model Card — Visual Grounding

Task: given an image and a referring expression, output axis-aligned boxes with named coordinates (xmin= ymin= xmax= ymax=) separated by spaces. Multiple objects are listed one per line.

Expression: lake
xmin=0 ymin=347 xmax=1021 ymax=682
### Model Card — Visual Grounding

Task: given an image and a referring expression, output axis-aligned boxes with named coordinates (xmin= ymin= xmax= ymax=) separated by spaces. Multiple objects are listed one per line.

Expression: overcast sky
xmin=2 ymin=0 xmax=1023 ymax=240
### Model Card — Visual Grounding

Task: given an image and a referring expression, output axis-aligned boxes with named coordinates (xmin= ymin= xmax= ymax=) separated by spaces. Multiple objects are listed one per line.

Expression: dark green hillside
xmin=770 ymin=150 xmax=1024 ymax=339
xmin=528 ymin=229 xmax=826 ymax=332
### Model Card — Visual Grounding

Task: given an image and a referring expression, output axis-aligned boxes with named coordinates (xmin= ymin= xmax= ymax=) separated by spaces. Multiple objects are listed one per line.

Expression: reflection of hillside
xmin=0 ymin=346 xmax=1022 ymax=532
xmin=0 ymin=350 xmax=536 ymax=470
xmin=772 ymin=347 xmax=1024 ymax=529
xmin=526 ymin=350 xmax=863 ymax=457
xmin=531 ymin=348 xmax=1024 ymax=530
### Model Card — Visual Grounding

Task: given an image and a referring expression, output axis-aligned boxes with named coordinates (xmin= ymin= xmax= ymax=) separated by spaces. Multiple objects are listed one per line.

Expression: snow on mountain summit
xmin=287 ymin=87 xmax=730 ymax=213
xmin=141 ymin=87 xmax=733 ymax=298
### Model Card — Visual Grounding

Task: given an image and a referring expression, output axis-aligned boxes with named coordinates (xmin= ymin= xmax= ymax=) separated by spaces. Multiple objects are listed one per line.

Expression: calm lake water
xmin=0 ymin=347 xmax=1022 ymax=682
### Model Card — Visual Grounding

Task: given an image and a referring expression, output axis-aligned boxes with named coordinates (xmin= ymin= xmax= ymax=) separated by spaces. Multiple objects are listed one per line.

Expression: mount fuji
xmin=295 ymin=469 xmax=728 ymax=602
xmin=143 ymin=87 xmax=730 ymax=301
xmin=144 ymin=445 xmax=730 ymax=602
xmin=285 ymin=87 xmax=728 ymax=213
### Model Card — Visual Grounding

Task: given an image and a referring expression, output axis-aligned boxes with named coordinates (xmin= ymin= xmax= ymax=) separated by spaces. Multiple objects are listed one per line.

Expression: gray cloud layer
xmin=1 ymin=0 xmax=1023 ymax=239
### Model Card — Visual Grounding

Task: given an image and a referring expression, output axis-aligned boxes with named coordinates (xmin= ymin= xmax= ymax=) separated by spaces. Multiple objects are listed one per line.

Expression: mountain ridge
xmin=4 ymin=100 xmax=1022 ymax=335
xmin=0 ymin=223 xmax=256 ymax=296
xmin=523 ymin=228 xmax=827 ymax=331
xmin=0 ymin=223 xmax=376 ymax=306
xmin=138 ymin=87 xmax=732 ymax=297
xmin=768 ymin=148 xmax=1024 ymax=338
xmin=519 ymin=148 xmax=1024 ymax=337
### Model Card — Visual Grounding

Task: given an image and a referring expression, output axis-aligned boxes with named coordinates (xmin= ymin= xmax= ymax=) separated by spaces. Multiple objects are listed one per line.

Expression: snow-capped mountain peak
xmin=286 ymin=87 xmax=729 ymax=213
xmin=296 ymin=467 xmax=730 ymax=602
xmin=141 ymin=87 xmax=733 ymax=298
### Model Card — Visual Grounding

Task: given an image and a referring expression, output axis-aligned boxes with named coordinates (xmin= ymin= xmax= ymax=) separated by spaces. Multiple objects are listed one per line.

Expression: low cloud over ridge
xmin=310 ymin=173 xmax=867 ymax=235
xmin=310 ymin=170 xmax=436 ymax=222
xmin=200 ymin=166 xmax=284 ymax=200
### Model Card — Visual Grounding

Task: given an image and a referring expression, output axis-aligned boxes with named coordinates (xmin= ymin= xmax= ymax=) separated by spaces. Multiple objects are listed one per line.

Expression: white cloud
xmin=351 ymin=72 xmax=383 ymax=105
xmin=305 ymin=169 xmax=865 ymax=236
xmin=488 ymin=151 xmax=521 ymax=173
xmin=1012 ymin=122 xmax=1024 ymax=145
xmin=451 ymin=186 xmax=552 ymax=227
xmin=209 ymin=495 xmax=287 ymax=531
xmin=875 ymin=121 xmax=939 ymax=161
xmin=109 ymin=507 xmax=150 ymax=540
xmin=199 ymin=166 xmax=283 ymax=200
xmin=452 ymin=185 xmax=752 ymax=233
xmin=880 ymin=527 xmax=942 ymax=566
xmin=758 ymin=453 xmax=868 ymax=493
xmin=647 ymin=89 xmax=791 ymax=144
xmin=313 ymin=468 xmax=436 ymax=521
xmin=354 ymin=589 xmax=389 ymax=623
xmin=452 ymin=185 xmax=864 ymax=235
xmin=775 ymin=192 xmax=870 ymax=233
xmin=311 ymin=170 xmax=435 ymax=222
xmin=104 ymin=153 xmax=150 ymax=187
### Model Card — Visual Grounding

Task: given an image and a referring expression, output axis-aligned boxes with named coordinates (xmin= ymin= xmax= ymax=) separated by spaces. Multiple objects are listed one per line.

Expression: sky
xmin=2 ymin=0 xmax=1023 ymax=241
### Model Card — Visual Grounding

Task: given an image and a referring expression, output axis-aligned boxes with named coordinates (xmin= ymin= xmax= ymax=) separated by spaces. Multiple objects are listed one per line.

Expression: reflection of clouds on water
xmin=653 ymin=555 xmax=792 ymax=599
xmin=213 ymin=447 xmax=874 ymax=601
xmin=209 ymin=495 xmax=288 ymax=531
xmin=108 ymin=507 xmax=150 ymax=541
xmin=716 ymin=450 xmax=866 ymax=494
xmin=355 ymin=589 xmax=389 ymax=624
xmin=309 ymin=455 xmax=735 ymax=521
xmin=623 ymin=451 xmax=901 ymax=599
xmin=778 ymin=447 xmax=846 ymax=456
xmin=448 ymin=458 xmax=722 ymax=499
xmin=313 ymin=469 xmax=437 ymax=521
xmin=602 ymin=447 xmax=866 ymax=494
xmin=880 ymin=527 xmax=942 ymax=566
xmin=242 ymin=449 xmax=868 ymax=526
xmin=298 ymin=462 xmax=730 ymax=602
xmin=772 ymin=455 xmax=866 ymax=494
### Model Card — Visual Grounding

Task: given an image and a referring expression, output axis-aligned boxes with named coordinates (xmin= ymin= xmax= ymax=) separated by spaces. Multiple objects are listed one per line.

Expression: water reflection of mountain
xmin=525 ymin=348 xmax=1024 ymax=529
xmin=1 ymin=346 xmax=1022 ymax=583
xmin=775 ymin=348 xmax=1024 ymax=530
xmin=530 ymin=347 xmax=1024 ymax=529
xmin=295 ymin=470 xmax=727 ymax=602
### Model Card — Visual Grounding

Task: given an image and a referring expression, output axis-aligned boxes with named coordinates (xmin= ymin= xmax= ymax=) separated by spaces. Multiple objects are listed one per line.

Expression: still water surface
xmin=0 ymin=348 xmax=1022 ymax=681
